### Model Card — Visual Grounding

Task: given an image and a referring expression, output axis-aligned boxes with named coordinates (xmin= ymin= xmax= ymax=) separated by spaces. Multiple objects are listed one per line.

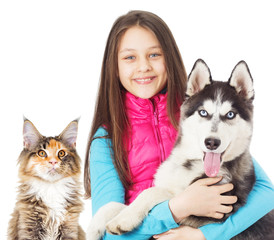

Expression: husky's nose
xmin=205 ymin=138 xmax=221 ymax=150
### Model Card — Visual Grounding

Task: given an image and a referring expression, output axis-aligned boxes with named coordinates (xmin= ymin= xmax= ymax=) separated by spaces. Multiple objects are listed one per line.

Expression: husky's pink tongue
xmin=204 ymin=152 xmax=221 ymax=177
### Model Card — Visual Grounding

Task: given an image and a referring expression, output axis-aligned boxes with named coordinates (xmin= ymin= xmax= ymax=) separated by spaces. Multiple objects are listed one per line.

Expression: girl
xmin=84 ymin=10 xmax=274 ymax=240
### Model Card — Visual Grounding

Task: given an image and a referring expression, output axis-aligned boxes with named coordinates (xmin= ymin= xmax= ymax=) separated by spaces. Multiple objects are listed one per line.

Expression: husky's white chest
xmin=154 ymin=156 xmax=205 ymax=195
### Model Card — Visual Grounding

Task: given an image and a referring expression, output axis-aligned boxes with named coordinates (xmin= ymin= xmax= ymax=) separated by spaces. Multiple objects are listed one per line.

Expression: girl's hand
xmin=169 ymin=177 xmax=238 ymax=222
xmin=153 ymin=226 xmax=206 ymax=240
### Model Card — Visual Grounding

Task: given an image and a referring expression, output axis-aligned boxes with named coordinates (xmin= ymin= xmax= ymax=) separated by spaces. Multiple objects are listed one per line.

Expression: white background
xmin=1 ymin=0 xmax=273 ymax=238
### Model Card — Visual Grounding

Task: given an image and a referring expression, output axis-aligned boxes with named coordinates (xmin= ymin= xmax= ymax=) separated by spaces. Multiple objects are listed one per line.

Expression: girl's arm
xmin=199 ymin=158 xmax=274 ymax=240
xmin=90 ymin=127 xmax=179 ymax=240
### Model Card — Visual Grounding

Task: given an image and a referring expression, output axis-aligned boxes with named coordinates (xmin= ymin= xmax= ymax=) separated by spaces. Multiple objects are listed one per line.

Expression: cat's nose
xmin=49 ymin=159 xmax=58 ymax=165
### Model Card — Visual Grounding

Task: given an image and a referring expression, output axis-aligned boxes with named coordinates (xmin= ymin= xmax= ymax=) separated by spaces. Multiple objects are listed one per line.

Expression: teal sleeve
xmin=90 ymin=127 xmax=179 ymax=240
xmin=199 ymin=158 xmax=274 ymax=240
xmin=90 ymin=127 xmax=125 ymax=214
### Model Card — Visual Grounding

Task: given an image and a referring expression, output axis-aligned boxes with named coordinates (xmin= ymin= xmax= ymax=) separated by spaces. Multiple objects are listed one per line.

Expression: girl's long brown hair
xmin=84 ymin=10 xmax=187 ymax=198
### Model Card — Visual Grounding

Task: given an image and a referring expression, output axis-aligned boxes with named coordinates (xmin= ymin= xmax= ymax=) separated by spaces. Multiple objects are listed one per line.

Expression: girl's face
xmin=118 ymin=26 xmax=167 ymax=99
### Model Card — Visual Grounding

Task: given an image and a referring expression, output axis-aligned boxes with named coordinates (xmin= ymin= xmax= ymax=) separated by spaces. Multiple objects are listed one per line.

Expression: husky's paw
xmin=106 ymin=209 xmax=142 ymax=235
xmin=86 ymin=202 xmax=127 ymax=239
xmin=86 ymin=219 xmax=105 ymax=240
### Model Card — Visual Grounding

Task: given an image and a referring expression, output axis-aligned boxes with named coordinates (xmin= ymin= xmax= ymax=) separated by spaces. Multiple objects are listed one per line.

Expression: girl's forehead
xmin=118 ymin=26 xmax=161 ymax=52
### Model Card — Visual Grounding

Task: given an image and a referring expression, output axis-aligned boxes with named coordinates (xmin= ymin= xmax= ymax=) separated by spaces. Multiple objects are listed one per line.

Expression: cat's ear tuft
xmin=23 ymin=119 xmax=42 ymax=150
xmin=59 ymin=120 xmax=78 ymax=148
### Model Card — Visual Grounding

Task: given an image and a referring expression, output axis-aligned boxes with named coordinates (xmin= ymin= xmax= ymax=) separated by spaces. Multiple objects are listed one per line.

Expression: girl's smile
xmin=118 ymin=26 xmax=167 ymax=99
xmin=134 ymin=76 xmax=155 ymax=84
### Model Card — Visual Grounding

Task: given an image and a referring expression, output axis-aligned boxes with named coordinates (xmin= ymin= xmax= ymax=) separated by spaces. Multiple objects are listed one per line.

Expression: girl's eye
xmin=149 ymin=53 xmax=160 ymax=58
xmin=125 ymin=56 xmax=135 ymax=60
xmin=199 ymin=110 xmax=208 ymax=117
xmin=38 ymin=150 xmax=47 ymax=158
xmin=226 ymin=111 xmax=236 ymax=119
xmin=58 ymin=150 xmax=66 ymax=159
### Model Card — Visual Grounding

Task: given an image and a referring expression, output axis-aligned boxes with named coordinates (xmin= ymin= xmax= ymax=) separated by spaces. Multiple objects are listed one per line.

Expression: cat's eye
xmin=58 ymin=150 xmax=66 ymax=159
xmin=38 ymin=150 xmax=47 ymax=158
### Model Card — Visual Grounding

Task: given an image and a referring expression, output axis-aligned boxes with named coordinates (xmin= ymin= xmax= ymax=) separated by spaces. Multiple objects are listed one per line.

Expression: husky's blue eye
xmin=226 ymin=111 xmax=236 ymax=119
xmin=199 ymin=110 xmax=208 ymax=117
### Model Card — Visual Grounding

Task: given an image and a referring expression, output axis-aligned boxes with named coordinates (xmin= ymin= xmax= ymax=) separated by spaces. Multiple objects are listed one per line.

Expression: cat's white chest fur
xmin=28 ymin=177 xmax=75 ymax=227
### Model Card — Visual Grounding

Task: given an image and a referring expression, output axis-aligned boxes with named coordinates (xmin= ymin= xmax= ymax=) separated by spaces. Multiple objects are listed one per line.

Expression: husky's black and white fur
xmin=87 ymin=60 xmax=274 ymax=240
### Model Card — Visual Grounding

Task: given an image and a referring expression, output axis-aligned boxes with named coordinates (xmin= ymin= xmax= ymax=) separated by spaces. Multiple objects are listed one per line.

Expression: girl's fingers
xmin=217 ymin=183 xmax=234 ymax=194
xmin=153 ymin=231 xmax=170 ymax=239
xmin=218 ymin=204 xmax=234 ymax=214
xmin=198 ymin=178 xmax=238 ymax=203
xmin=196 ymin=178 xmax=235 ymax=195
xmin=196 ymin=177 xmax=223 ymax=186
xmin=212 ymin=212 xmax=225 ymax=219
xmin=153 ymin=236 xmax=172 ymax=240
xmin=220 ymin=195 xmax=238 ymax=204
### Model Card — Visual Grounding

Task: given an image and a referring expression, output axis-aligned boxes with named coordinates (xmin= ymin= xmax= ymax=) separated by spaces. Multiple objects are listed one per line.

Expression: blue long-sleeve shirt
xmin=90 ymin=127 xmax=274 ymax=240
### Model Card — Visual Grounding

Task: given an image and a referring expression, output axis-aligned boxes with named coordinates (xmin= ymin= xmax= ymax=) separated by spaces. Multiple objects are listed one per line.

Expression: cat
xmin=7 ymin=119 xmax=86 ymax=240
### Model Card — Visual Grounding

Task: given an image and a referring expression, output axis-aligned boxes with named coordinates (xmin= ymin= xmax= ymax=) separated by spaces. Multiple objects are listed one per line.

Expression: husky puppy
xmin=88 ymin=59 xmax=274 ymax=240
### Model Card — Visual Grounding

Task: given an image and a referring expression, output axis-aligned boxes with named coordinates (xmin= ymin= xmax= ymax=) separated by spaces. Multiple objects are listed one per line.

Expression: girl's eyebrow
xmin=119 ymin=48 xmax=135 ymax=53
xmin=119 ymin=45 xmax=162 ymax=54
xmin=149 ymin=45 xmax=162 ymax=50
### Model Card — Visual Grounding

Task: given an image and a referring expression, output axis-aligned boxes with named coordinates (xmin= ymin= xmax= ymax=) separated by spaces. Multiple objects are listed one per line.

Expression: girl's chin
xmin=126 ymin=82 xmax=166 ymax=99
xmin=132 ymin=90 xmax=159 ymax=99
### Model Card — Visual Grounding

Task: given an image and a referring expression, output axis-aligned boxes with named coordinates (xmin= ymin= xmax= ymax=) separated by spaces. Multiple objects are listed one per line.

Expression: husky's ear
xmin=229 ymin=61 xmax=254 ymax=100
xmin=186 ymin=59 xmax=212 ymax=97
xmin=59 ymin=119 xmax=78 ymax=148
xmin=23 ymin=119 xmax=43 ymax=150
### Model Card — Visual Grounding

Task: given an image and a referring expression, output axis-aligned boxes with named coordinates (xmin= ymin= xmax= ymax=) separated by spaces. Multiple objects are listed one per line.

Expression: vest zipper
xmin=150 ymin=99 xmax=165 ymax=162
xmin=154 ymin=111 xmax=158 ymax=125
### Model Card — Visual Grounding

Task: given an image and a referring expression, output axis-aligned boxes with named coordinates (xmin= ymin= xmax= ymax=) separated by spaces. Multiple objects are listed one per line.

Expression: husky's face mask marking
xmin=181 ymin=59 xmax=254 ymax=177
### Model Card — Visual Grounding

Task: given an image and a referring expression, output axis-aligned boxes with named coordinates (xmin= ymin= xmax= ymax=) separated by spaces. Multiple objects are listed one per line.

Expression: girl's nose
xmin=138 ymin=57 xmax=152 ymax=72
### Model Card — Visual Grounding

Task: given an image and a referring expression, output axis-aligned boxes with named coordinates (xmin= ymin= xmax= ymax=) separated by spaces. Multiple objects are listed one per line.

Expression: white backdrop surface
xmin=1 ymin=0 xmax=273 ymax=238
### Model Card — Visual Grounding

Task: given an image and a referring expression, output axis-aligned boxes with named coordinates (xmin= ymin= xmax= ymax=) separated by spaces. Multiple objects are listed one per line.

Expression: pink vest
xmin=123 ymin=91 xmax=179 ymax=204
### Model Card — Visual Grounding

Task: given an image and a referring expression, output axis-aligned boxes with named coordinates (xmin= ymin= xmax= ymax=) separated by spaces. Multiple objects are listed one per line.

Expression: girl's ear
xmin=23 ymin=119 xmax=42 ymax=150
xmin=186 ymin=59 xmax=212 ymax=97
xmin=229 ymin=61 xmax=254 ymax=100
xmin=59 ymin=120 xmax=78 ymax=148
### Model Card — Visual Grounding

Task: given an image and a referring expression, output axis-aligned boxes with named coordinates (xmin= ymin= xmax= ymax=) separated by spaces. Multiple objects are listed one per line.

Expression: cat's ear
xmin=59 ymin=120 xmax=78 ymax=148
xmin=23 ymin=119 xmax=43 ymax=150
